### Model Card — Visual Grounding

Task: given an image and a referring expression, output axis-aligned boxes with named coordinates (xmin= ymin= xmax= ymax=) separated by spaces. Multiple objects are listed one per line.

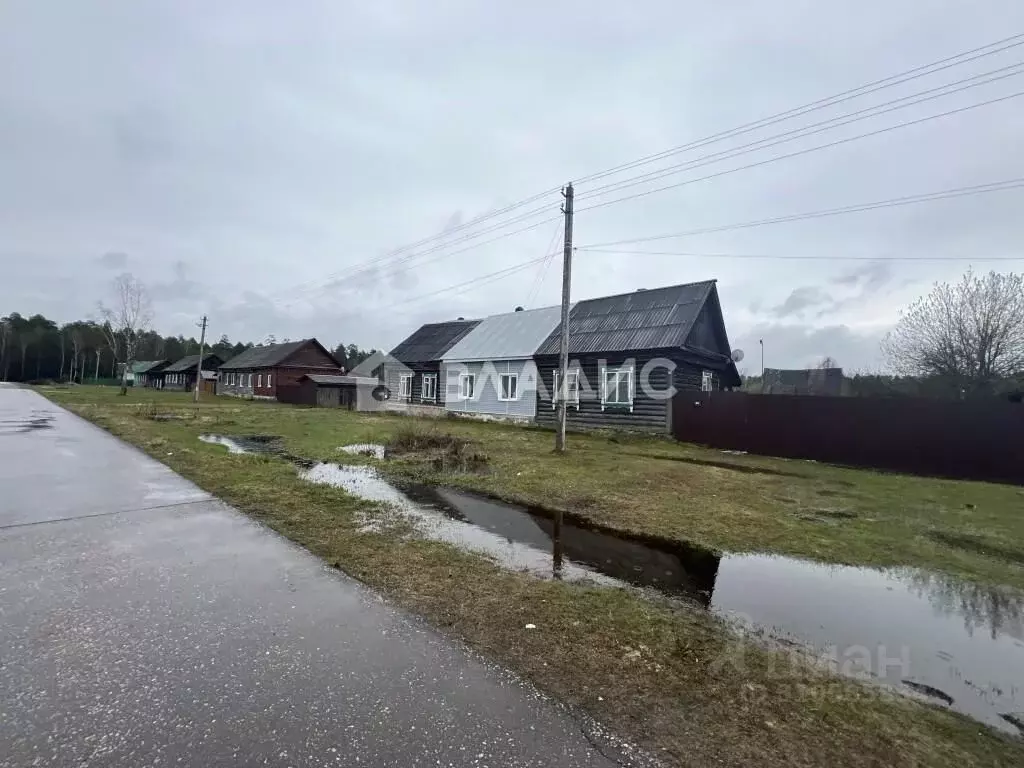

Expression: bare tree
xmin=882 ymin=269 xmax=1024 ymax=394
xmin=817 ymin=356 xmax=839 ymax=370
xmin=97 ymin=274 xmax=153 ymax=395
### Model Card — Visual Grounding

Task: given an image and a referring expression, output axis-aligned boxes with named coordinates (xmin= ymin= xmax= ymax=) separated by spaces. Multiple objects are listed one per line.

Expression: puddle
xmin=199 ymin=434 xmax=282 ymax=455
xmin=339 ymin=443 xmax=387 ymax=460
xmin=195 ymin=437 xmax=1024 ymax=734
xmin=297 ymin=462 xmax=1024 ymax=734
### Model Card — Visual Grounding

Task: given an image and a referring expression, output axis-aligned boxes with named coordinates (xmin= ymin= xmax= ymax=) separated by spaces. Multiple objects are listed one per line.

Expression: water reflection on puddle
xmin=338 ymin=443 xmax=387 ymax=460
xmin=199 ymin=436 xmax=1024 ymax=734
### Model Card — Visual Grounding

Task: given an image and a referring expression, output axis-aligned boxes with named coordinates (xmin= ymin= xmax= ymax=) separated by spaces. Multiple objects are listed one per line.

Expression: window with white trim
xmin=398 ymin=373 xmax=413 ymax=398
xmin=257 ymin=374 xmax=262 ymax=388
xmin=499 ymin=373 xmax=518 ymax=401
xmin=267 ymin=373 xmax=273 ymax=388
xmin=459 ymin=373 xmax=476 ymax=400
xmin=247 ymin=373 xmax=253 ymax=388
xmin=552 ymin=370 xmax=579 ymax=408
xmin=602 ymin=365 xmax=634 ymax=408
xmin=701 ymin=370 xmax=714 ymax=392
xmin=421 ymin=374 xmax=437 ymax=401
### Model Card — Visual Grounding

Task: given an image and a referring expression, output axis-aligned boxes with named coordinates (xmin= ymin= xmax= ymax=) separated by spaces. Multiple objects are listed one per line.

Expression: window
xmin=267 ymin=373 xmax=273 ymax=389
xmin=701 ymin=370 xmax=714 ymax=392
xmin=459 ymin=373 xmax=476 ymax=400
xmin=257 ymin=374 xmax=262 ymax=388
xmin=602 ymin=365 xmax=634 ymax=409
xmin=552 ymin=370 xmax=579 ymax=408
xmin=499 ymin=373 xmax=518 ymax=401
xmin=247 ymin=373 xmax=253 ymax=388
xmin=399 ymin=373 xmax=413 ymax=398
xmin=421 ymin=374 xmax=437 ymax=401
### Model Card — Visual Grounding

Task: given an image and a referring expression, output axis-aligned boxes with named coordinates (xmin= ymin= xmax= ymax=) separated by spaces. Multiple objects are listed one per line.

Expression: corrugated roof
xmin=131 ymin=360 xmax=167 ymax=374
xmin=219 ymin=339 xmax=328 ymax=371
xmin=442 ymin=306 xmax=566 ymax=361
xmin=535 ymin=281 xmax=717 ymax=356
xmin=164 ymin=353 xmax=221 ymax=373
xmin=389 ymin=320 xmax=480 ymax=363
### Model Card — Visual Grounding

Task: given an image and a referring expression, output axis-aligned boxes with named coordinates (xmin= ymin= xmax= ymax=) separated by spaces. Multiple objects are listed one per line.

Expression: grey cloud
xmin=772 ymin=286 xmax=832 ymax=318
xmin=149 ymin=261 xmax=204 ymax=303
xmin=96 ymin=252 xmax=128 ymax=270
xmin=734 ymin=323 xmax=886 ymax=373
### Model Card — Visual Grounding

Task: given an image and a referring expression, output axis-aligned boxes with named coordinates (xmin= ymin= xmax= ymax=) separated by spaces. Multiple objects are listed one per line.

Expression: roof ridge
xmin=572 ymin=279 xmax=716 ymax=305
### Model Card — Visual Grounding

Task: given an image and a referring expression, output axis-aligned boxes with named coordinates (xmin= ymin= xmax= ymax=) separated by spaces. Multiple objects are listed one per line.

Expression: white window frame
xmin=459 ymin=373 xmax=476 ymax=400
xmin=552 ymin=370 xmax=580 ymax=409
xmin=257 ymin=374 xmax=262 ymax=388
xmin=247 ymin=373 xmax=253 ymax=388
xmin=421 ymin=373 xmax=437 ymax=402
xmin=701 ymin=370 xmax=714 ymax=392
xmin=398 ymin=373 xmax=413 ymax=398
xmin=601 ymin=364 xmax=634 ymax=411
xmin=267 ymin=373 xmax=273 ymax=389
xmin=499 ymin=373 xmax=518 ymax=401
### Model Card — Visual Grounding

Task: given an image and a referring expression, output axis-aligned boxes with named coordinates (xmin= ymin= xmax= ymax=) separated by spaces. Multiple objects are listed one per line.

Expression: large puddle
xmin=201 ymin=436 xmax=1024 ymax=734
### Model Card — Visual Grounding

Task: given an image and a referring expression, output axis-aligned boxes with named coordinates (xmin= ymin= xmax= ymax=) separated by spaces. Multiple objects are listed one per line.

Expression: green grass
xmin=39 ymin=385 xmax=1024 ymax=768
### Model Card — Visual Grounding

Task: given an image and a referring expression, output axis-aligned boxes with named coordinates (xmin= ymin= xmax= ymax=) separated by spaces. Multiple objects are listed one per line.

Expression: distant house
xmin=162 ymin=354 xmax=224 ymax=392
xmin=532 ymin=281 xmax=741 ymax=433
xmin=383 ymin=320 xmax=480 ymax=414
xmin=217 ymin=339 xmax=342 ymax=400
xmin=132 ymin=360 xmax=170 ymax=388
xmin=441 ymin=306 xmax=564 ymax=422
xmin=762 ymin=367 xmax=845 ymax=396
xmin=279 ymin=374 xmax=383 ymax=410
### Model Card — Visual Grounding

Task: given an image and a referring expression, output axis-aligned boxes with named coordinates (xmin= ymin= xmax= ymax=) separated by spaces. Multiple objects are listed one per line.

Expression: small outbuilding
xmin=278 ymin=374 xmax=383 ymax=410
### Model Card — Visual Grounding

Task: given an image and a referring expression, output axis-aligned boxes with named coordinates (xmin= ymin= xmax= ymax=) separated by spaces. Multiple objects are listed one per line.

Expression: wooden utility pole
xmin=193 ymin=315 xmax=208 ymax=403
xmin=553 ymin=182 xmax=574 ymax=574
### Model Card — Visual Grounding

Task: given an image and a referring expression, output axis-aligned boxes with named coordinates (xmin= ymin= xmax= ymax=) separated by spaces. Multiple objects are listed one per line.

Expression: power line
xmin=258 ymin=34 xmax=1024 ymax=305
xmin=577 ymin=178 xmax=1024 ymax=248
xmin=576 ymin=249 xmax=1024 ymax=262
xmin=525 ymin=220 xmax=563 ymax=307
xmin=573 ymin=33 xmax=1024 ymax=186
xmin=575 ymin=91 xmax=1024 ymax=214
xmin=576 ymin=62 xmax=1024 ymax=202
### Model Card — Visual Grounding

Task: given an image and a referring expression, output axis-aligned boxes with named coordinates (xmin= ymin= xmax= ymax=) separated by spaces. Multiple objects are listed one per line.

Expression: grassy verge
xmin=40 ymin=386 xmax=1024 ymax=767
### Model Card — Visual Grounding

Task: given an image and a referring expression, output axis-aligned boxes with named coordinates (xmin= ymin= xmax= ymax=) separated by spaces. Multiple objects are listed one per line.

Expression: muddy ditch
xmin=199 ymin=433 xmax=1024 ymax=735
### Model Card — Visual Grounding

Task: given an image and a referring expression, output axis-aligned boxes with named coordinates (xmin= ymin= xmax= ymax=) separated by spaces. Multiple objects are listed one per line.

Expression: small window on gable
xmin=601 ymin=365 xmax=634 ymax=409
xmin=421 ymin=374 xmax=437 ymax=401
xmin=499 ymin=373 xmax=518 ymax=401
xmin=459 ymin=373 xmax=475 ymax=400
xmin=701 ymin=370 xmax=714 ymax=392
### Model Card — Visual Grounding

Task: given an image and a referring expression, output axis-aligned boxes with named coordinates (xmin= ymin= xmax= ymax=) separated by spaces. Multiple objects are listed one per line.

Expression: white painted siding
xmin=442 ymin=359 xmax=539 ymax=420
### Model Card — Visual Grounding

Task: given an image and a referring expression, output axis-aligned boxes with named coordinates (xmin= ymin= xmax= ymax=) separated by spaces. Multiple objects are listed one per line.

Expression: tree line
xmin=0 ymin=314 xmax=377 ymax=385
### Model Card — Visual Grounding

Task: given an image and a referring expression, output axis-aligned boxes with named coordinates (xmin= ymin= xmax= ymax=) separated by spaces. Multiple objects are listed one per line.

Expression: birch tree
xmin=882 ymin=269 xmax=1024 ymax=394
xmin=97 ymin=274 xmax=153 ymax=395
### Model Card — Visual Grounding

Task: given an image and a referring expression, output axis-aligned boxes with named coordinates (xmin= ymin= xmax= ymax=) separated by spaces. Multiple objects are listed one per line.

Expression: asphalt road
xmin=0 ymin=386 xmax=655 ymax=767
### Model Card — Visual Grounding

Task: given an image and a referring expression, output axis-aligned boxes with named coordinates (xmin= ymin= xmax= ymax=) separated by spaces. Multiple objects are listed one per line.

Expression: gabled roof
xmin=131 ymin=360 xmax=168 ymax=374
xmin=535 ymin=281 xmax=718 ymax=356
xmin=389 ymin=320 xmax=480 ymax=364
xmin=219 ymin=339 xmax=337 ymax=371
xmin=443 ymin=306 xmax=566 ymax=362
xmin=164 ymin=353 xmax=223 ymax=373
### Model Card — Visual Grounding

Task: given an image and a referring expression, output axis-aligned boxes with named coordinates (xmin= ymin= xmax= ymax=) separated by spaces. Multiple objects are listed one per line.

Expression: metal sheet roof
xmin=535 ymin=281 xmax=717 ymax=356
xmin=131 ymin=360 xmax=168 ymax=374
xmin=164 ymin=353 xmax=222 ymax=372
xmin=442 ymin=306 xmax=566 ymax=362
xmin=389 ymin=320 xmax=480 ymax=363
xmin=219 ymin=339 xmax=335 ymax=370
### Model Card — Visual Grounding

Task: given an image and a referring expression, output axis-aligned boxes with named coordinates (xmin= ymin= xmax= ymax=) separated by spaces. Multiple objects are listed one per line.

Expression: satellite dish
xmin=731 ymin=349 xmax=745 ymax=362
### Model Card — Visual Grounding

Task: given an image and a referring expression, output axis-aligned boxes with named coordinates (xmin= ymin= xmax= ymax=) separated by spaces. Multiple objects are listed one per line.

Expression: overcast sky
xmin=3 ymin=1 xmax=1023 ymax=372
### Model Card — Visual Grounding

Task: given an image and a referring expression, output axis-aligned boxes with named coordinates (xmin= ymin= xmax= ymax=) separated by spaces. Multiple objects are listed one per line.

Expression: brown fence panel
xmin=671 ymin=392 xmax=1024 ymax=485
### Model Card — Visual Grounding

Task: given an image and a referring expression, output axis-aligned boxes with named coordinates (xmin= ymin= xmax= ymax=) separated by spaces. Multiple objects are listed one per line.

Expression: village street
xmin=0 ymin=385 xmax=647 ymax=767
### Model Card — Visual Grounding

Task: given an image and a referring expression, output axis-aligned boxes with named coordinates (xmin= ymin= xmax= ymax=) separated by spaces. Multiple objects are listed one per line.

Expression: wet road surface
xmin=0 ymin=387 xmax=654 ymax=767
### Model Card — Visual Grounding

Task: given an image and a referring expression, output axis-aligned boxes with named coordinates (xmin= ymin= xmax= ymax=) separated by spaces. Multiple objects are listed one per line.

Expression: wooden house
xmin=217 ymin=339 xmax=342 ymax=401
xmin=441 ymin=306 xmax=564 ymax=422
xmin=132 ymin=360 xmax=170 ymax=388
xmin=277 ymin=374 xmax=383 ymax=410
xmin=162 ymin=354 xmax=224 ymax=392
xmin=533 ymin=281 xmax=741 ymax=433
xmin=382 ymin=320 xmax=479 ymax=414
